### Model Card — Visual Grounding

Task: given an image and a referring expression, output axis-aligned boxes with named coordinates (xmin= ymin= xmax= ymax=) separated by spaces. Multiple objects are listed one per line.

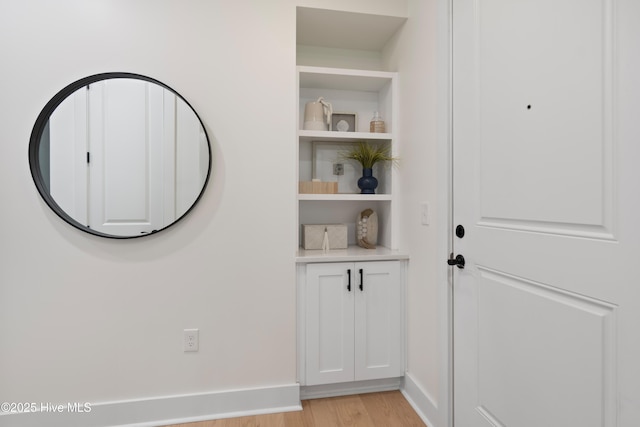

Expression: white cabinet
xmin=303 ymin=261 xmax=403 ymax=386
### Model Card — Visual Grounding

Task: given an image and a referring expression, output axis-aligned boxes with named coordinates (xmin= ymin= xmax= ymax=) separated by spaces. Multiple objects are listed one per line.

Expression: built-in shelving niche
xmin=295 ymin=7 xmax=407 ymax=258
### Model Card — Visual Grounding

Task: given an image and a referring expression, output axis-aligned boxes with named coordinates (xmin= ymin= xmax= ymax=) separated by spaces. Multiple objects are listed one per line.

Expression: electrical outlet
xmin=333 ymin=163 xmax=344 ymax=175
xmin=183 ymin=329 xmax=199 ymax=352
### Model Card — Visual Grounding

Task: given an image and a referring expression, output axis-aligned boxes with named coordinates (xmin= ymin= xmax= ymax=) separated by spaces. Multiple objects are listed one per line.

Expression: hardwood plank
xmin=283 ymin=400 xmax=315 ymax=427
xmin=362 ymin=391 xmax=426 ymax=427
xmin=306 ymin=395 xmax=345 ymax=426
xmin=359 ymin=391 xmax=405 ymax=427
xmin=254 ymin=413 xmax=284 ymax=427
xmin=331 ymin=394 xmax=376 ymax=427
xmin=161 ymin=391 xmax=426 ymax=427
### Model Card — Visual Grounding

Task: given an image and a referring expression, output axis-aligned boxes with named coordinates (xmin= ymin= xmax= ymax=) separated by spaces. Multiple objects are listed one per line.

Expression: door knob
xmin=447 ymin=254 xmax=466 ymax=269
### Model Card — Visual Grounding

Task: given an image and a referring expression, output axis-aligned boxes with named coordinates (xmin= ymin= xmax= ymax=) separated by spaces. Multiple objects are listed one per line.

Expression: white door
xmin=453 ymin=0 xmax=640 ymax=426
xmin=306 ymin=263 xmax=355 ymax=385
xmin=354 ymin=261 xmax=403 ymax=381
xmin=88 ymin=79 xmax=175 ymax=236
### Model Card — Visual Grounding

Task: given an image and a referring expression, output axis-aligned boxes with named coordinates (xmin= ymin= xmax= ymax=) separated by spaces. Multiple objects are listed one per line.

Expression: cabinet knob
xmin=347 ymin=269 xmax=351 ymax=292
xmin=359 ymin=268 xmax=364 ymax=291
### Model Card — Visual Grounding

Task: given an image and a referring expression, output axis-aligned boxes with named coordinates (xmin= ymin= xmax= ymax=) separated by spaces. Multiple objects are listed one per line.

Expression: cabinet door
xmin=306 ymin=263 xmax=355 ymax=385
xmin=354 ymin=261 xmax=403 ymax=381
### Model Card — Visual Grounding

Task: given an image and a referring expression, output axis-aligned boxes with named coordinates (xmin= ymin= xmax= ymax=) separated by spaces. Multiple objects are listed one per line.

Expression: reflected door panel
xmin=88 ymin=79 xmax=168 ymax=235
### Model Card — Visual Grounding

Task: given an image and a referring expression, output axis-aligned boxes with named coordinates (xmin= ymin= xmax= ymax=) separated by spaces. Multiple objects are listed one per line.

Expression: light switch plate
xmin=420 ymin=202 xmax=429 ymax=226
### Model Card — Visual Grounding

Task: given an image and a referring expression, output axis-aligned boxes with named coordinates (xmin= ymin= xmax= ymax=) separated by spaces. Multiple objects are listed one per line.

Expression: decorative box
xmin=302 ymin=224 xmax=348 ymax=250
xmin=299 ymin=181 xmax=338 ymax=194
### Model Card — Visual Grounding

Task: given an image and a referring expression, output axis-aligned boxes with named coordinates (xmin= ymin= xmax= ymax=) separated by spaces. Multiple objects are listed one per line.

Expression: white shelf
xmin=296 ymin=8 xmax=407 ymax=52
xmin=298 ymin=130 xmax=392 ymax=144
xmin=296 ymin=245 xmax=409 ymax=263
xmin=298 ymin=66 xmax=396 ymax=92
xmin=297 ymin=64 xmax=398 ymax=251
xmin=298 ymin=194 xmax=391 ymax=201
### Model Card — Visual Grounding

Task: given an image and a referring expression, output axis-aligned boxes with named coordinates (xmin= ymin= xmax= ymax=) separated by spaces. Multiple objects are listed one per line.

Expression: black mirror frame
xmin=28 ymin=72 xmax=212 ymax=239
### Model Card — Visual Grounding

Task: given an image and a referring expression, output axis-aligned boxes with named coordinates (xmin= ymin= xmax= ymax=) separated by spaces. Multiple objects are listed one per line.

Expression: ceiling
xmin=296 ymin=7 xmax=407 ymax=51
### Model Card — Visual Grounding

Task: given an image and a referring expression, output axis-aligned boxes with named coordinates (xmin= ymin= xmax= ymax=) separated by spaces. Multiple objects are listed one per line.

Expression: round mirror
xmin=29 ymin=73 xmax=211 ymax=238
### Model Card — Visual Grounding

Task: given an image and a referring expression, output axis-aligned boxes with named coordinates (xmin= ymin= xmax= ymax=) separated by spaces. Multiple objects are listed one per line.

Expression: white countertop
xmin=296 ymin=245 xmax=409 ymax=263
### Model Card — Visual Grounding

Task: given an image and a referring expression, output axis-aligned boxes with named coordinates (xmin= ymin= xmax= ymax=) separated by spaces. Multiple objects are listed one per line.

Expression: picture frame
xmin=331 ymin=112 xmax=357 ymax=132
xmin=311 ymin=141 xmax=359 ymax=194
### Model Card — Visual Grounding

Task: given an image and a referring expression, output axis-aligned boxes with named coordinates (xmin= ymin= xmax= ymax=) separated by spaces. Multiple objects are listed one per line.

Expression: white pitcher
xmin=303 ymin=97 xmax=332 ymax=131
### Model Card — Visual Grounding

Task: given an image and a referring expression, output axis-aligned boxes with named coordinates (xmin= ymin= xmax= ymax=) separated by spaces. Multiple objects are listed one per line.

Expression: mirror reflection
xmin=30 ymin=74 xmax=211 ymax=238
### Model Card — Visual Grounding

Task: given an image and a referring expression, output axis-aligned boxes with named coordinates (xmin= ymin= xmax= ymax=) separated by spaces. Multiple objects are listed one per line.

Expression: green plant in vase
xmin=341 ymin=141 xmax=398 ymax=194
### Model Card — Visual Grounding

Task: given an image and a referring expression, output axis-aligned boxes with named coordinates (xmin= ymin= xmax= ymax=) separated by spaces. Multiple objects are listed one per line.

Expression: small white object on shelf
xmin=304 ymin=97 xmax=332 ymax=131
xmin=336 ymin=120 xmax=349 ymax=132
xmin=321 ymin=228 xmax=330 ymax=251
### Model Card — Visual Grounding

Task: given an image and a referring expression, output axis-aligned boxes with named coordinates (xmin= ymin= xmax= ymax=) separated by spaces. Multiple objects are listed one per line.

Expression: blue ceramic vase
xmin=358 ymin=168 xmax=378 ymax=194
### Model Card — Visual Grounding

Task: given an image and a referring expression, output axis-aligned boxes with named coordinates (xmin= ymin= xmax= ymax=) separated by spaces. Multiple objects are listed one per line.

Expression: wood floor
xmin=164 ymin=391 xmax=426 ymax=427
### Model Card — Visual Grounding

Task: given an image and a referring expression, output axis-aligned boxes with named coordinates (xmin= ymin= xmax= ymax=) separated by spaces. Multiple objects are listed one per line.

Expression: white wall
xmin=0 ymin=0 xmax=300 ymax=405
xmin=383 ymin=0 xmax=445 ymax=421
xmin=0 ymin=0 xmax=433 ymax=425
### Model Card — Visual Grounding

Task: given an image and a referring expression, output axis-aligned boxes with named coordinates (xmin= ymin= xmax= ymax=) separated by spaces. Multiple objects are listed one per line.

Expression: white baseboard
xmin=300 ymin=377 xmax=402 ymax=400
xmin=0 ymin=384 xmax=301 ymax=427
xmin=401 ymin=373 xmax=439 ymax=427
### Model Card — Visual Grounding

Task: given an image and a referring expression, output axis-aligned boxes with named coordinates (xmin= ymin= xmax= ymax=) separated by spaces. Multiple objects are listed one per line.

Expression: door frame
xmin=436 ymin=0 xmax=454 ymax=425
